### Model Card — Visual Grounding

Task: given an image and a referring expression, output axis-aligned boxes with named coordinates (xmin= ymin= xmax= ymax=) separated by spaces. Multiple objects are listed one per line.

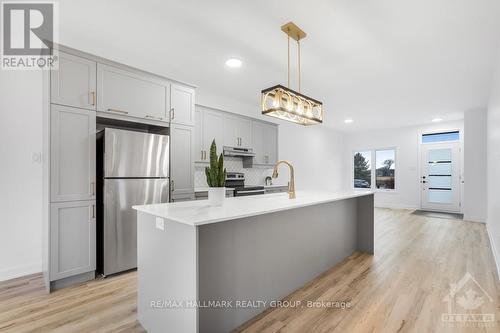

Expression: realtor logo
xmin=441 ymin=272 xmax=495 ymax=328
xmin=1 ymin=1 xmax=58 ymax=69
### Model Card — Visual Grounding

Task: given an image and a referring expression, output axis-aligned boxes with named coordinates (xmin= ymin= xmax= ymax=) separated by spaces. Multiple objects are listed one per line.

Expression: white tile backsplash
xmin=195 ymin=157 xmax=285 ymax=187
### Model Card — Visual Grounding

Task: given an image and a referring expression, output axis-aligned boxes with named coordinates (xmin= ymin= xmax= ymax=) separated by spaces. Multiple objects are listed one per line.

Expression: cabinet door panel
xmin=224 ymin=116 xmax=238 ymax=147
xmin=265 ymin=124 xmax=278 ymax=165
xmin=195 ymin=109 xmax=203 ymax=162
xmin=171 ymin=84 xmax=195 ymax=126
xmin=252 ymin=121 xmax=266 ymax=164
xmin=51 ymin=105 xmax=96 ymax=202
xmin=170 ymin=124 xmax=195 ymax=196
xmin=97 ymin=64 xmax=167 ymax=121
xmin=50 ymin=201 xmax=96 ymax=281
xmin=238 ymin=118 xmax=252 ymax=149
xmin=203 ymin=110 xmax=225 ymax=155
xmin=51 ymin=52 xmax=96 ymax=110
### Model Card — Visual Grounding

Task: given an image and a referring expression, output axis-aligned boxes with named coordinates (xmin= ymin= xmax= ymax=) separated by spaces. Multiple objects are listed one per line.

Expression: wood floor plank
xmin=0 ymin=208 xmax=498 ymax=332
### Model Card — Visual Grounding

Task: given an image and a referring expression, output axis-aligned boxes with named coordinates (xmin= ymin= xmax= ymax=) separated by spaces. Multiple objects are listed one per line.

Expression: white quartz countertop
xmin=133 ymin=191 xmax=373 ymax=226
xmin=194 ymin=187 xmax=235 ymax=193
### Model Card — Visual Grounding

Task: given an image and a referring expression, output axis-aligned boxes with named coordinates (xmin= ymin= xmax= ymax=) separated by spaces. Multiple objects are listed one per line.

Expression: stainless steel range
xmin=225 ymin=172 xmax=265 ymax=196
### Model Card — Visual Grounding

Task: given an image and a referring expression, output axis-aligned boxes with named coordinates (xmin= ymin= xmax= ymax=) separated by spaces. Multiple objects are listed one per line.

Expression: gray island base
xmin=133 ymin=191 xmax=374 ymax=333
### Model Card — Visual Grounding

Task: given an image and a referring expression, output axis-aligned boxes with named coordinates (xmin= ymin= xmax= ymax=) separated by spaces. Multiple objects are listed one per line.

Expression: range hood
xmin=223 ymin=146 xmax=255 ymax=158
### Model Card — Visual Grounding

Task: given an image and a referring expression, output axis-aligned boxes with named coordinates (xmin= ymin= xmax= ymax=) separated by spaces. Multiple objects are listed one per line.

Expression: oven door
xmin=234 ymin=188 xmax=265 ymax=196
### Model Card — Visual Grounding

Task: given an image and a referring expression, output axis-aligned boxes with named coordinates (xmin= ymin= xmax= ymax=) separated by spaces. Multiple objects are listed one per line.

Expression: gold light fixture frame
xmin=261 ymin=22 xmax=323 ymax=126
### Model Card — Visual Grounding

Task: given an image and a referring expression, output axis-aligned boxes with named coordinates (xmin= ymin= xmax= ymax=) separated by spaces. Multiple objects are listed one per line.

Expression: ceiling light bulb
xmin=225 ymin=58 xmax=242 ymax=68
xmin=432 ymin=118 xmax=443 ymax=122
xmin=344 ymin=119 xmax=353 ymax=124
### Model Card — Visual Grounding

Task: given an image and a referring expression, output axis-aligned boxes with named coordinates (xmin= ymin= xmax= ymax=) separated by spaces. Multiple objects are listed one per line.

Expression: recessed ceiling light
xmin=225 ymin=58 xmax=242 ymax=68
xmin=432 ymin=117 xmax=443 ymax=122
xmin=344 ymin=119 xmax=354 ymax=124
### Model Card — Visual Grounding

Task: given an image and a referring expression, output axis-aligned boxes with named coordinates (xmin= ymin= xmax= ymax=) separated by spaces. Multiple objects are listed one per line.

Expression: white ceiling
xmin=59 ymin=0 xmax=500 ymax=132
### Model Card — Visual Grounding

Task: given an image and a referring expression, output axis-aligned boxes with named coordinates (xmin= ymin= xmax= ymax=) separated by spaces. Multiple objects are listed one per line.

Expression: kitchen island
xmin=133 ymin=191 xmax=374 ymax=333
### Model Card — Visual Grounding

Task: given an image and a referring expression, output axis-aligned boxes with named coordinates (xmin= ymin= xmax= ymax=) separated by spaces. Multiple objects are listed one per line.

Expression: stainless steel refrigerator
xmin=97 ymin=128 xmax=169 ymax=276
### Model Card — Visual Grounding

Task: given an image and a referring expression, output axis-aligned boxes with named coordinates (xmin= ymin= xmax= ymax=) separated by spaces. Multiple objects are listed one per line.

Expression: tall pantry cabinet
xmin=43 ymin=46 xmax=196 ymax=291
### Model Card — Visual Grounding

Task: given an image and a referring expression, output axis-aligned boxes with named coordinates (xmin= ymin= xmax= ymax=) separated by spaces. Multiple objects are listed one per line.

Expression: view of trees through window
xmin=353 ymin=149 xmax=396 ymax=190
xmin=353 ymin=151 xmax=371 ymax=188
xmin=375 ymin=149 xmax=395 ymax=190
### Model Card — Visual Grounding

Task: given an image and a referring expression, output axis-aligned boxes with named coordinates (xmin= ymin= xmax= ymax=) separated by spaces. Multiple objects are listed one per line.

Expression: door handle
xmin=171 ymin=180 xmax=175 ymax=191
xmin=92 ymin=205 xmax=95 ymax=219
xmin=90 ymin=91 xmax=96 ymax=106
xmin=201 ymin=150 xmax=204 ymax=160
xmin=107 ymin=108 xmax=129 ymax=114
xmin=170 ymin=108 xmax=175 ymax=120
xmin=91 ymin=182 xmax=95 ymax=196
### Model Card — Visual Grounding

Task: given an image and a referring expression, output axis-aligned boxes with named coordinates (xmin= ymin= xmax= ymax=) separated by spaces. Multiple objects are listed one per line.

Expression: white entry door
xmin=420 ymin=142 xmax=461 ymax=212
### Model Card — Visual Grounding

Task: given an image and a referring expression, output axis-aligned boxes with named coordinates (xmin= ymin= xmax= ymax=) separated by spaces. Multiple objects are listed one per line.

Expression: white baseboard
xmin=0 ymin=262 xmax=41 ymax=282
xmin=463 ymin=215 xmax=486 ymax=223
xmin=486 ymin=224 xmax=500 ymax=281
xmin=375 ymin=203 xmax=418 ymax=210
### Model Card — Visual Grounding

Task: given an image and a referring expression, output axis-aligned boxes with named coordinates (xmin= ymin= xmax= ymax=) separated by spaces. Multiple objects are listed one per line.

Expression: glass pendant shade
xmin=261 ymin=85 xmax=323 ymax=125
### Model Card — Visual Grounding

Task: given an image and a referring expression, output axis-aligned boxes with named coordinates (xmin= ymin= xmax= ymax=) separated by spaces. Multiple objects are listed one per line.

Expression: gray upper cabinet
xmin=170 ymin=84 xmax=195 ymax=126
xmin=195 ymin=109 xmax=203 ymax=162
xmin=252 ymin=121 xmax=278 ymax=165
xmin=170 ymin=124 xmax=195 ymax=198
xmin=224 ymin=115 xmax=252 ymax=148
xmin=50 ymin=200 xmax=96 ymax=281
xmin=51 ymin=51 xmax=97 ymax=110
xmin=202 ymin=108 xmax=225 ymax=160
xmin=97 ymin=63 xmax=168 ymax=121
xmin=50 ymin=105 xmax=96 ymax=202
xmin=195 ymin=107 xmax=224 ymax=162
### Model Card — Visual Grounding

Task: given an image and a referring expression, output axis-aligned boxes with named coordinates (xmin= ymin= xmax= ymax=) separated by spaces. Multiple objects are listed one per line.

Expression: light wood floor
xmin=1 ymin=209 xmax=499 ymax=332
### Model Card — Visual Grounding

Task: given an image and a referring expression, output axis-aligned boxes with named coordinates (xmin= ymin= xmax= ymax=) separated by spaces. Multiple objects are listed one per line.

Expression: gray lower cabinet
xmin=170 ymin=124 xmax=195 ymax=199
xmin=50 ymin=51 xmax=97 ymax=110
xmin=50 ymin=200 xmax=96 ymax=281
xmin=50 ymin=105 xmax=96 ymax=202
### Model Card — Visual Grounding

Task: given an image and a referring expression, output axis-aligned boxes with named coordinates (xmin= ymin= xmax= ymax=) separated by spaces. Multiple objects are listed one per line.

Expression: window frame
xmin=352 ymin=147 xmax=398 ymax=193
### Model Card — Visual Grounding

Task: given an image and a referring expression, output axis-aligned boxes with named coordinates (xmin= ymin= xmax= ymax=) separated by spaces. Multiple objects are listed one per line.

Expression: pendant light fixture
xmin=261 ymin=22 xmax=323 ymax=125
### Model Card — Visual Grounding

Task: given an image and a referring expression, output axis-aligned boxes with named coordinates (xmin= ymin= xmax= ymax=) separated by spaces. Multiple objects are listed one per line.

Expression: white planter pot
xmin=208 ymin=187 xmax=226 ymax=206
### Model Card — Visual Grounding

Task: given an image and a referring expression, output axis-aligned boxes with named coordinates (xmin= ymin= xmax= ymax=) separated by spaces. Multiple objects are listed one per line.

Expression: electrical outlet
xmin=32 ymin=152 xmax=42 ymax=163
xmin=155 ymin=217 xmax=165 ymax=231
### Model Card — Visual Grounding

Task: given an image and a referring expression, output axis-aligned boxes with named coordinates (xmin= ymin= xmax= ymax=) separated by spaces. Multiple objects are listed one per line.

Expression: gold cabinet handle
xmin=107 ymin=108 xmax=129 ymax=114
xmin=90 ymin=91 xmax=96 ymax=106
xmin=145 ymin=115 xmax=163 ymax=120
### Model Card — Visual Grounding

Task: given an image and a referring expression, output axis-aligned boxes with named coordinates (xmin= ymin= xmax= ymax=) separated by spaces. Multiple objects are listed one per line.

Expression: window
xmin=422 ymin=131 xmax=459 ymax=143
xmin=353 ymin=151 xmax=371 ymax=189
xmin=375 ymin=149 xmax=395 ymax=190
xmin=353 ymin=148 xmax=396 ymax=191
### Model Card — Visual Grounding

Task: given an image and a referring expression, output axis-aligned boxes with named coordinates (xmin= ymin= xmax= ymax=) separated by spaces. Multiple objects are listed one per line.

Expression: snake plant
xmin=205 ymin=140 xmax=226 ymax=187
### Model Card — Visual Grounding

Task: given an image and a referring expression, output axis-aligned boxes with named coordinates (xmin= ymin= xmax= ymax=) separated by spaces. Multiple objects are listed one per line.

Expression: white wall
xmin=0 ymin=71 xmax=44 ymax=281
xmin=463 ymin=109 xmax=487 ymax=222
xmin=487 ymin=51 xmax=500 ymax=273
xmin=345 ymin=121 xmax=464 ymax=210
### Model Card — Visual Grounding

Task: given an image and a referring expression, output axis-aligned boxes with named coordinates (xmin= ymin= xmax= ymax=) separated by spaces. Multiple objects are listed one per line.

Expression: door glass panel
xmin=428 ymin=148 xmax=451 ymax=162
xmin=428 ymin=189 xmax=453 ymax=203
xmin=428 ymin=176 xmax=452 ymax=189
xmin=422 ymin=131 xmax=460 ymax=143
xmin=428 ymin=162 xmax=452 ymax=175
